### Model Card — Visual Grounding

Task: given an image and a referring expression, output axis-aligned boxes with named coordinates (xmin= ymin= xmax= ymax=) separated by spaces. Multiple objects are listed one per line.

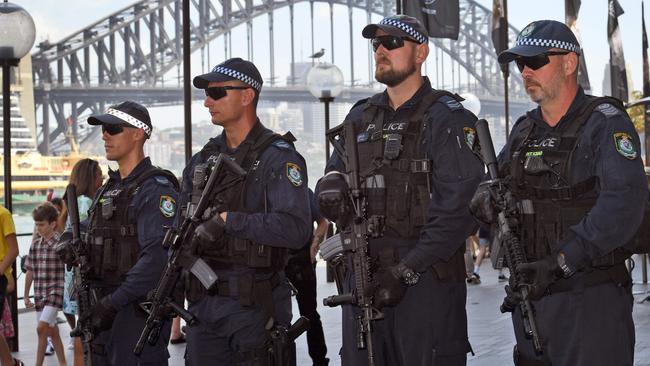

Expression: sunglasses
xmin=204 ymin=86 xmax=252 ymax=100
xmin=102 ymin=124 xmax=133 ymax=136
xmin=514 ymin=51 xmax=570 ymax=72
xmin=371 ymin=35 xmax=419 ymax=52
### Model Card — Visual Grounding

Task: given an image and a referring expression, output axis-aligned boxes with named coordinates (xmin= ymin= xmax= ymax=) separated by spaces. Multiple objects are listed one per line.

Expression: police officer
xmin=471 ymin=20 xmax=648 ymax=365
xmin=83 ymin=101 xmax=179 ymax=365
xmin=182 ymin=58 xmax=311 ymax=365
xmin=284 ymin=189 xmax=329 ymax=366
xmin=316 ymin=15 xmax=484 ymax=366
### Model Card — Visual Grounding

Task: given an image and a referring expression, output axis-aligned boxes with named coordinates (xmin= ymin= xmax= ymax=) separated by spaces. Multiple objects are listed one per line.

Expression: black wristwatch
xmin=393 ymin=262 xmax=420 ymax=286
xmin=557 ymin=252 xmax=575 ymax=278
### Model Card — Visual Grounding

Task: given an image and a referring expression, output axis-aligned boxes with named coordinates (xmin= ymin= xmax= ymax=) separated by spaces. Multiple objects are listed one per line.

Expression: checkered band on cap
xmin=212 ymin=66 xmax=262 ymax=91
xmin=106 ymin=108 xmax=152 ymax=137
xmin=379 ymin=18 xmax=428 ymax=44
xmin=515 ymin=37 xmax=580 ymax=54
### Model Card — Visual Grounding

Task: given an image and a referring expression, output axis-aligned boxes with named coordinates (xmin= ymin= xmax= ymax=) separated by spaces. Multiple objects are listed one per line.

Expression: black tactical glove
xmin=193 ymin=214 xmax=227 ymax=249
xmin=85 ymin=296 xmax=118 ymax=334
xmin=469 ymin=181 xmax=498 ymax=225
xmin=500 ymin=283 xmax=522 ymax=313
xmin=372 ymin=262 xmax=418 ymax=309
xmin=54 ymin=231 xmax=76 ymax=267
xmin=516 ymin=255 xmax=563 ymax=300
xmin=316 ymin=172 xmax=350 ymax=223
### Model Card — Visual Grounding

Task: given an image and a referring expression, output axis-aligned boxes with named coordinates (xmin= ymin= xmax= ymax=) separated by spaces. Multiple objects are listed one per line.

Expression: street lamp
xmin=0 ymin=1 xmax=36 ymax=211
xmin=307 ymin=63 xmax=344 ymax=162
xmin=307 ymin=62 xmax=343 ymax=283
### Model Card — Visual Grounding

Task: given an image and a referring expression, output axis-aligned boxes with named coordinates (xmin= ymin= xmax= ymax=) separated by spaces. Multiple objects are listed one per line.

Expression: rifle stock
xmin=475 ymin=119 xmax=543 ymax=354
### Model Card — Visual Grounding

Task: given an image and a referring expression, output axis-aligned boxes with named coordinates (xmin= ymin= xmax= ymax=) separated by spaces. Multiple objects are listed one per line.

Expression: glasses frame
xmin=102 ymin=124 xmax=134 ymax=136
xmin=204 ymin=85 xmax=252 ymax=100
xmin=514 ymin=51 xmax=571 ymax=72
xmin=371 ymin=35 xmax=419 ymax=52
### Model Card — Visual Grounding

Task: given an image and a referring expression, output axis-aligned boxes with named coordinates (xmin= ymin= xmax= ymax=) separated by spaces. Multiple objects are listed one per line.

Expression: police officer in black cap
xmin=471 ymin=20 xmax=648 ymax=365
xmin=181 ymin=58 xmax=311 ymax=365
xmin=82 ymin=101 xmax=179 ymax=365
xmin=317 ymin=15 xmax=483 ymax=366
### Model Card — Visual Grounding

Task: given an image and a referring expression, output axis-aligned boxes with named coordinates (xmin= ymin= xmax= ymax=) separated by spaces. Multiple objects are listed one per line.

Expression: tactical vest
xmin=508 ymin=96 xmax=650 ymax=264
xmin=189 ymin=123 xmax=294 ymax=272
xmin=86 ymin=166 xmax=179 ymax=285
xmin=354 ymin=90 xmax=463 ymax=239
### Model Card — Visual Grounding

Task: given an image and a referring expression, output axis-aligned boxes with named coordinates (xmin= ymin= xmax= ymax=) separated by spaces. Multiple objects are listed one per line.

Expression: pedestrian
xmin=79 ymin=101 xmax=179 ymax=365
xmin=316 ymin=15 xmax=484 ymax=366
xmin=285 ymin=188 xmax=329 ymax=366
xmin=182 ymin=57 xmax=311 ymax=365
xmin=24 ymin=203 xmax=67 ymax=366
xmin=471 ymin=20 xmax=648 ymax=366
xmin=0 ymin=205 xmax=21 ymax=366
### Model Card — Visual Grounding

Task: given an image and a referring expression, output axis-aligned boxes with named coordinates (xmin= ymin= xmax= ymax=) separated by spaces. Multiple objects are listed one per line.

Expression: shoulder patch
xmin=286 ymin=162 xmax=304 ymax=187
xmin=272 ymin=139 xmax=293 ymax=150
xmin=438 ymin=96 xmax=463 ymax=111
xmin=613 ymin=132 xmax=638 ymax=160
xmin=154 ymin=176 xmax=170 ymax=185
xmin=159 ymin=195 xmax=176 ymax=217
xmin=596 ymin=103 xmax=621 ymax=117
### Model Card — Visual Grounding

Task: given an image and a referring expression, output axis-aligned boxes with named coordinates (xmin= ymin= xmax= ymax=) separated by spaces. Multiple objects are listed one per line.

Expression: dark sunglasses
xmin=205 ymin=86 xmax=252 ymax=100
xmin=514 ymin=51 xmax=570 ymax=72
xmin=102 ymin=124 xmax=133 ymax=136
xmin=371 ymin=35 xmax=419 ymax=52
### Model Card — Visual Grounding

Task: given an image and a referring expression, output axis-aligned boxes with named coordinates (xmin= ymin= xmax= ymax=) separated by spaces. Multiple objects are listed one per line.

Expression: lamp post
xmin=0 ymin=1 xmax=36 ymax=211
xmin=307 ymin=63 xmax=343 ymax=283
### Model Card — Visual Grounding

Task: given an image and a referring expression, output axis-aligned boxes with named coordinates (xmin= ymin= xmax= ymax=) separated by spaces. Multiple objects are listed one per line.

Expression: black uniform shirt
xmin=498 ymin=87 xmax=648 ymax=269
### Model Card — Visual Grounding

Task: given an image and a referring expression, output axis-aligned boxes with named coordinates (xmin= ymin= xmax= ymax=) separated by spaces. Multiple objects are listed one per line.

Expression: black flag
xmin=608 ymin=0 xmax=629 ymax=102
xmin=491 ymin=0 xmax=508 ymax=73
xmin=565 ymin=0 xmax=591 ymax=92
xmin=404 ymin=0 xmax=459 ymax=40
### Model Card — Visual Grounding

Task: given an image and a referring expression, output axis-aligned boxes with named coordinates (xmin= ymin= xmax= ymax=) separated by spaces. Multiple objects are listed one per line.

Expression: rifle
xmin=58 ymin=184 xmax=95 ymax=366
xmin=134 ymin=153 xmax=246 ymax=355
xmin=267 ymin=316 xmax=310 ymax=366
xmin=475 ymin=119 xmax=543 ymax=354
xmin=321 ymin=122 xmax=383 ymax=366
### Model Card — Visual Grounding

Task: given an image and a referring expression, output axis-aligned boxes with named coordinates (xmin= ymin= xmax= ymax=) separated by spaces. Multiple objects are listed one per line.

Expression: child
xmin=24 ymin=203 xmax=67 ymax=366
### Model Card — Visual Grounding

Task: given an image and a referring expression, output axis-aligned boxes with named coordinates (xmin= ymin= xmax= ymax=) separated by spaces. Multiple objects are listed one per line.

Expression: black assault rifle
xmin=134 ymin=154 xmax=246 ymax=355
xmin=475 ymin=119 xmax=543 ymax=354
xmin=320 ymin=121 xmax=383 ymax=366
xmin=57 ymin=184 xmax=95 ymax=366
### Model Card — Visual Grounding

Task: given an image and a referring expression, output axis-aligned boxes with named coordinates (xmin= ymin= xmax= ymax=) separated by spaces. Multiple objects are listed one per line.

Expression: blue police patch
xmin=159 ymin=195 xmax=176 ymax=217
xmin=613 ymin=132 xmax=637 ymax=160
xmin=286 ymin=163 xmax=303 ymax=187
xmin=463 ymin=127 xmax=476 ymax=149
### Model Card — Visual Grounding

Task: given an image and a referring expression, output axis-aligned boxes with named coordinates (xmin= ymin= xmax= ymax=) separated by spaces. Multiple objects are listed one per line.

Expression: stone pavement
xmin=9 ymin=255 xmax=650 ymax=365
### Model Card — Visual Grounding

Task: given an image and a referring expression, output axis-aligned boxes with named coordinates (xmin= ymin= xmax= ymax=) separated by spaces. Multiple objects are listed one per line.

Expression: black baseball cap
xmin=88 ymin=101 xmax=152 ymax=138
xmin=498 ymin=20 xmax=581 ymax=64
xmin=193 ymin=57 xmax=263 ymax=91
xmin=362 ymin=15 xmax=429 ymax=44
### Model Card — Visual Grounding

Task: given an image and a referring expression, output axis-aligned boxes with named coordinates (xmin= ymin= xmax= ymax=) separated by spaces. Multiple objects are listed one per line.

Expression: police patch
xmin=286 ymin=163 xmax=303 ymax=187
xmin=520 ymin=22 xmax=535 ymax=38
xmin=159 ymin=195 xmax=176 ymax=218
xmin=613 ymin=132 xmax=637 ymax=160
xmin=463 ymin=127 xmax=476 ymax=149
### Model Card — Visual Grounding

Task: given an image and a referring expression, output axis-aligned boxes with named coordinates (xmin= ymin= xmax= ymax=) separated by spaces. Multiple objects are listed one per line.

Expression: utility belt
xmin=186 ymin=271 xmax=282 ymax=310
xmin=547 ymin=263 xmax=631 ymax=295
xmin=371 ymin=243 xmax=467 ymax=283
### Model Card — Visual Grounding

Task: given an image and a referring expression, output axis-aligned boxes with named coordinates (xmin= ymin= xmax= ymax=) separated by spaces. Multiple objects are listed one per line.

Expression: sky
xmin=12 ymin=0 xmax=648 ymax=129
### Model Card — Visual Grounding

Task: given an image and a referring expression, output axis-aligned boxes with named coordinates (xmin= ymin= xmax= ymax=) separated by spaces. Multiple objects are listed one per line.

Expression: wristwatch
xmin=557 ymin=252 xmax=575 ymax=278
xmin=393 ymin=262 xmax=420 ymax=286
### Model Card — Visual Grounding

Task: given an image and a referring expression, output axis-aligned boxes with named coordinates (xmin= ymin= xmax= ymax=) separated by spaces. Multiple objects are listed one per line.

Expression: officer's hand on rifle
xmin=85 ymin=296 xmax=118 ymax=334
xmin=501 ymin=281 xmax=522 ymax=313
xmin=54 ymin=231 xmax=76 ymax=266
xmin=316 ymin=172 xmax=351 ymax=223
xmin=193 ymin=214 xmax=227 ymax=248
xmin=469 ymin=181 xmax=498 ymax=225
xmin=373 ymin=262 xmax=419 ymax=309
xmin=516 ymin=255 xmax=564 ymax=300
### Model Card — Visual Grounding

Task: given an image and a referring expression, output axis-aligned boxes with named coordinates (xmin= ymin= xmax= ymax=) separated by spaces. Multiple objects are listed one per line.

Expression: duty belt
xmin=203 ymin=272 xmax=281 ymax=298
xmin=546 ymin=263 xmax=630 ymax=295
xmin=520 ymin=177 xmax=596 ymax=201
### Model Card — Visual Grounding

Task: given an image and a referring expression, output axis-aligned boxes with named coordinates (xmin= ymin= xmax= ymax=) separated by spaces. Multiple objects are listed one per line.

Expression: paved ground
xmin=10 ymin=255 xmax=650 ymax=365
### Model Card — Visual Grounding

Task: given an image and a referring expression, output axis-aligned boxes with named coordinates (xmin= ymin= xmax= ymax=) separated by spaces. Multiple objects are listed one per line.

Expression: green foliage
xmin=629 ymin=90 xmax=645 ymax=133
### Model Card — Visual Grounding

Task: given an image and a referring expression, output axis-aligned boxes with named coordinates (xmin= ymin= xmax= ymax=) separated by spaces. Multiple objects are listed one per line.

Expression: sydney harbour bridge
xmin=30 ymin=0 xmax=531 ymax=154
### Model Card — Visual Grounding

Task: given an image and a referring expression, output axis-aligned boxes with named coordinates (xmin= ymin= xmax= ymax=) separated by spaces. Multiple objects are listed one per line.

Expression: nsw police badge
xmin=463 ymin=127 xmax=476 ymax=149
xmin=613 ymin=132 xmax=637 ymax=160
xmin=286 ymin=163 xmax=303 ymax=187
xmin=159 ymin=195 xmax=176 ymax=217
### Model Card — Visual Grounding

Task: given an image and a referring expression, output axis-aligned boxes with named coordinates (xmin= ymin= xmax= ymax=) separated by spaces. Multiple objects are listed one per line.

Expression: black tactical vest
xmin=508 ymin=96 xmax=645 ymax=263
xmin=86 ymin=166 xmax=179 ymax=285
xmin=354 ymin=90 xmax=462 ymax=239
xmin=189 ymin=123 xmax=295 ymax=272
